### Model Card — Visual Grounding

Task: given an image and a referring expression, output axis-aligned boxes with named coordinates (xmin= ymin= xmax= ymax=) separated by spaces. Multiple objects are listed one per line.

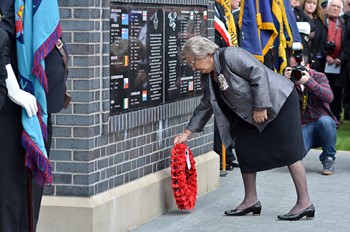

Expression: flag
xmin=217 ymin=0 xmax=238 ymax=46
xmin=258 ymin=0 xmax=278 ymax=58
xmin=238 ymin=0 xmax=263 ymax=61
xmin=271 ymin=0 xmax=302 ymax=73
xmin=214 ymin=15 xmax=231 ymax=46
xmin=123 ymin=78 xmax=129 ymax=89
xmin=283 ymin=0 xmax=301 ymax=44
xmin=272 ymin=0 xmax=288 ymax=73
xmin=123 ymin=98 xmax=129 ymax=109
xmin=238 ymin=0 xmax=300 ymax=72
xmin=15 ymin=0 xmax=60 ymax=185
xmin=142 ymin=90 xmax=147 ymax=101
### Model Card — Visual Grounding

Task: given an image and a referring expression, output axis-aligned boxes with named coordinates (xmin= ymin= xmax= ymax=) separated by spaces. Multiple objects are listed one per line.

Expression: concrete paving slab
xmin=132 ymin=149 xmax=350 ymax=232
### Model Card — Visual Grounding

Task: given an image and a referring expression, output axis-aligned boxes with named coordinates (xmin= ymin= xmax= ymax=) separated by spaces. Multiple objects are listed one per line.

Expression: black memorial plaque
xmin=165 ymin=7 xmax=207 ymax=102
xmin=110 ymin=4 xmax=207 ymax=114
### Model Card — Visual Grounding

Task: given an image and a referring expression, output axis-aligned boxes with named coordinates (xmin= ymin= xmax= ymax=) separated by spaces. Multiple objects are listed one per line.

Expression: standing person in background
xmin=343 ymin=0 xmax=350 ymax=17
xmin=341 ymin=0 xmax=350 ymax=120
xmin=175 ymin=36 xmax=314 ymax=221
xmin=321 ymin=0 xmax=328 ymax=13
xmin=291 ymin=0 xmax=307 ymax=21
xmin=300 ymin=0 xmax=327 ymax=72
xmin=231 ymin=0 xmax=241 ymax=45
xmin=290 ymin=0 xmax=311 ymax=68
xmin=285 ymin=53 xmax=338 ymax=175
xmin=213 ymin=0 xmax=239 ymax=170
xmin=214 ymin=1 xmax=230 ymax=47
xmin=323 ymin=0 xmax=347 ymax=121
xmin=231 ymin=0 xmax=241 ymax=18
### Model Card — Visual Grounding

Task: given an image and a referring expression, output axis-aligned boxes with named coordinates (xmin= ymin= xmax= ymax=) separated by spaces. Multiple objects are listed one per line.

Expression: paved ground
xmin=132 ymin=149 xmax=350 ymax=232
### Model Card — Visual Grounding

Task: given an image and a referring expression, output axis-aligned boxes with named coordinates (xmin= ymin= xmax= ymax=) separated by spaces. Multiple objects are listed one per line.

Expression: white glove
xmin=5 ymin=64 xmax=38 ymax=117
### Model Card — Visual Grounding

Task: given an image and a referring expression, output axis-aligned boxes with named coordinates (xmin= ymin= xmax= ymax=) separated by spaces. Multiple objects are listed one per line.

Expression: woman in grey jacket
xmin=174 ymin=36 xmax=314 ymax=221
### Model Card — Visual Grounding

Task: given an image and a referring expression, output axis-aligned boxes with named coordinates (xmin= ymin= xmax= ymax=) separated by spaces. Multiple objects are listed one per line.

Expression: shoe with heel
xmin=224 ymin=201 xmax=262 ymax=216
xmin=277 ymin=204 xmax=315 ymax=221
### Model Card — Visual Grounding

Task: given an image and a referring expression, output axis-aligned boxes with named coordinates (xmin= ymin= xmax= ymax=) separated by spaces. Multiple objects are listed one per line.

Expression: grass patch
xmin=337 ymin=120 xmax=350 ymax=151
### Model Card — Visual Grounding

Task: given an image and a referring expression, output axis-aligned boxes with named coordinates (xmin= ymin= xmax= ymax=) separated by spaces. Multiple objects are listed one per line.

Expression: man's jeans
xmin=302 ymin=116 xmax=337 ymax=162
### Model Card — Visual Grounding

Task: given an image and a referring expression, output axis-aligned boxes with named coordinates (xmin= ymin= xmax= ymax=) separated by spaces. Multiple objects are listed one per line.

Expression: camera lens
xmin=291 ymin=69 xmax=302 ymax=82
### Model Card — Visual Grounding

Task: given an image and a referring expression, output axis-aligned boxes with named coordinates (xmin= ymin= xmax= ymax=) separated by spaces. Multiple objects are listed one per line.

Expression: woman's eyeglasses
xmin=189 ymin=58 xmax=198 ymax=67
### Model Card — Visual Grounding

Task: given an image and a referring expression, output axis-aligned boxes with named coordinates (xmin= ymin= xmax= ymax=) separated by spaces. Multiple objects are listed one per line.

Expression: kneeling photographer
xmin=284 ymin=44 xmax=339 ymax=175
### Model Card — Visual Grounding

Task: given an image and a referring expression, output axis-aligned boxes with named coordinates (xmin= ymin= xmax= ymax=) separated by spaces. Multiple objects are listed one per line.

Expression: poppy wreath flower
xmin=170 ymin=143 xmax=197 ymax=210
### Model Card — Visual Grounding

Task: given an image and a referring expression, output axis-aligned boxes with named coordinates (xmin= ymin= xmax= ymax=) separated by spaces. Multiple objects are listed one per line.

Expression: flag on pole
xmin=214 ymin=15 xmax=231 ymax=46
xmin=258 ymin=0 xmax=278 ymax=57
xmin=217 ymin=0 xmax=238 ymax=46
xmin=271 ymin=0 xmax=288 ymax=73
xmin=283 ymin=0 xmax=301 ymax=44
xmin=238 ymin=0 xmax=263 ymax=61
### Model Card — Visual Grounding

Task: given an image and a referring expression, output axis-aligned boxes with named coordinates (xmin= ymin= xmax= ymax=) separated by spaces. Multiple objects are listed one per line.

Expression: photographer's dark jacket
xmin=186 ymin=47 xmax=294 ymax=148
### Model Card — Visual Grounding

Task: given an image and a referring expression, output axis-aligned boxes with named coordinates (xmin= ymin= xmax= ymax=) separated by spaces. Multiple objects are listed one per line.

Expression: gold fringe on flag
xmin=218 ymin=0 xmax=238 ymax=47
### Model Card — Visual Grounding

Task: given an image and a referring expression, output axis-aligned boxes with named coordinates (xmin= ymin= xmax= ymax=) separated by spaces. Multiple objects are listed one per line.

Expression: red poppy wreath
xmin=170 ymin=143 xmax=197 ymax=210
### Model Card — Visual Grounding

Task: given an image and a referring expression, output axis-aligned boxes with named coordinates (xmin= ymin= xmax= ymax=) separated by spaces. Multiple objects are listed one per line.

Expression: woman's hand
xmin=253 ymin=109 xmax=268 ymax=124
xmin=174 ymin=130 xmax=192 ymax=145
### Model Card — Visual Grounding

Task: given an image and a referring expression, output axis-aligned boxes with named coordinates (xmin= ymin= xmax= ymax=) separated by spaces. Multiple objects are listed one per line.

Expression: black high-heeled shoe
xmin=277 ymin=204 xmax=315 ymax=221
xmin=224 ymin=201 xmax=262 ymax=216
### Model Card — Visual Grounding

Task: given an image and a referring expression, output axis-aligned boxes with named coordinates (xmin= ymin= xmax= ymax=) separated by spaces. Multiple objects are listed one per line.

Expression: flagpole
xmin=220 ymin=143 xmax=228 ymax=177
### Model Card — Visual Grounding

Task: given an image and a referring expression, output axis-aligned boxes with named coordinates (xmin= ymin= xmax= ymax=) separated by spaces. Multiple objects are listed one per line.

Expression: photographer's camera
xmin=291 ymin=66 xmax=307 ymax=82
xmin=290 ymin=42 xmax=307 ymax=82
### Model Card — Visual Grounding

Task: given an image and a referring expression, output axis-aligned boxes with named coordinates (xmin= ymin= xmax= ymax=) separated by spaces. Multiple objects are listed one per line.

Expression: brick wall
xmin=46 ymin=0 xmax=216 ymax=197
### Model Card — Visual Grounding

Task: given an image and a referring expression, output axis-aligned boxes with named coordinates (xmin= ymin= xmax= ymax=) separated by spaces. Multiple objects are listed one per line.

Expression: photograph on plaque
xmin=110 ymin=4 xmax=207 ymax=114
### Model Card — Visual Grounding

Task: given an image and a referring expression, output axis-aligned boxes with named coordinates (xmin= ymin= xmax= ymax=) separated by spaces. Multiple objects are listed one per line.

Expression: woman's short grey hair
xmin=181 ymin=36 xmax=219 ymax=62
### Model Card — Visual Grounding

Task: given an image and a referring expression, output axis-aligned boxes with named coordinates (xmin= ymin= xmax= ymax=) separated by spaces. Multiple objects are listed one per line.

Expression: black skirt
xmin=234 ymin=88 xmax=306 ymax=173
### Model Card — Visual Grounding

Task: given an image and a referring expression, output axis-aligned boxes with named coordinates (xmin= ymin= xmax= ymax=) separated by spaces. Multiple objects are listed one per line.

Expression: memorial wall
xmin=109 ymin=3 xmax=207 ymax=114
xmin=46 ymin=0 xmax=213 ymax=198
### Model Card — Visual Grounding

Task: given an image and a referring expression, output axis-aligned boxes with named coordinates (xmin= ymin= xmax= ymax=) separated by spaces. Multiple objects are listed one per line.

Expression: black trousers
xmin=20 ymin=115 xmax=52 ymax=232
xmin=0 ymin=113 xmax=52 ymax=232
xmin=0 ymin=113 xmax=26 ymax=232
xmin=328 ymin=74 xmax=344 ymax=121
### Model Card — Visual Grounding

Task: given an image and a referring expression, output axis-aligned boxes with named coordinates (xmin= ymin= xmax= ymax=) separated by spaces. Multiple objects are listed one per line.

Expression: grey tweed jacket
xmin=186 ymin=47 xmax=294 ymax=148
